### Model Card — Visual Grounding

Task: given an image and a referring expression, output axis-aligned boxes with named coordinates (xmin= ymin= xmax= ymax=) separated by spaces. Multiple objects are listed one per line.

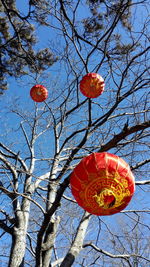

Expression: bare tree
xmin=0 ymin=0 xmax=150 ymax=266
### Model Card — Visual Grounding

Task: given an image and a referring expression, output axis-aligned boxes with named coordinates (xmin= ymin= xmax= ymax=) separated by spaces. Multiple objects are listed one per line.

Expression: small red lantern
xmin=80 ymin=73 xmax=105 ymax=98
xmin=70 ymin=152 xmax=135 ymax=216
xmin=30 ymin=84 xmax=48 ymax=102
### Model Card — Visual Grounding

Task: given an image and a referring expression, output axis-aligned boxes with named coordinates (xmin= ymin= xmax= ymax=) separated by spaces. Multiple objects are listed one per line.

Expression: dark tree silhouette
xmin=0 ymin=0 xmax=57 ymax=93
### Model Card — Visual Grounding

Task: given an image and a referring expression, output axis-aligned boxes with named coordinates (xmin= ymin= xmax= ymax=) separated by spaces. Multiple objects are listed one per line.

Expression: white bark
xmin=9 ymin=226 xmax=27 ymax=267
xmin=8 ymin=192 xmax=31 ymax=266
xmin=42 ymin=216 xmax=60 ymax=267
xmin=60 ymin=212 xmax=91 ymax=267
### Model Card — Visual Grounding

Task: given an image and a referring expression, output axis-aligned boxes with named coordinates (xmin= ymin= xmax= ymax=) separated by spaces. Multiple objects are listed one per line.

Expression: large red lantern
xmin=30 ymin=84 xmax=48 ymax=102
xmin=70 ymin=152 xmax=135 ymax=216
xmin=80 ymin=73 xmax=105 ymax=98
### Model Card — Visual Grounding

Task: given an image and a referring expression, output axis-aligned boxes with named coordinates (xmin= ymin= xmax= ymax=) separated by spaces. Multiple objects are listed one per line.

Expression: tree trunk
xmin=42 ymin=216 xmax=60 ymax=267
xmin=60 ymin=212 xmax=91 ymax=267
xmin=8 ymin=227 xmax=26 ymax=267
xmin=9 ymin=199 xmax=30 ymax=267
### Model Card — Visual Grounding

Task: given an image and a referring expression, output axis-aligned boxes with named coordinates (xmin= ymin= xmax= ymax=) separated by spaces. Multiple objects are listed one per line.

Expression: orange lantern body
xmin=70 ymin=152 xmax=135 ymax=216
xmin=80 ymin=73 xmax=105 ymax=98
xmin=30 ymin=84 xmax=48 ymax=102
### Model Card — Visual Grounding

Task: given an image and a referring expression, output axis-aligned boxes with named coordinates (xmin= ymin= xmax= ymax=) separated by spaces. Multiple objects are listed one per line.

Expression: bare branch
xmin=0 ymin=220 xmax=13 ymax=235
xmin=60 ymin=212 xmax=91 ymax=267
xmin=99 ymin=121 xmax=150 ymax=152
xmin=83 ymin=242 xmax=150 ymax=263
xmin=135 ymin=180 xmax=150 ymax=185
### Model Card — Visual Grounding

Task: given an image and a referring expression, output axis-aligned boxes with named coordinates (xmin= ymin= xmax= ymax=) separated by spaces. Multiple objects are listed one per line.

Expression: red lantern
xmin=30 ymin=84 xmax=48 ymax=102
xmin=80 ymin=73 xmax=105 ymax=98
xmin=70 ymin=152 xmax=135 ymax=216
